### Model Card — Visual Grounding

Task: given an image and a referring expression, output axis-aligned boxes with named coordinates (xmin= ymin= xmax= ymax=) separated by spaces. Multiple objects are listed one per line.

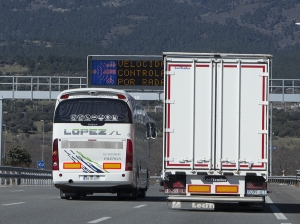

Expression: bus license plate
xmin=80 ymin=176 xmax=100 ymax=181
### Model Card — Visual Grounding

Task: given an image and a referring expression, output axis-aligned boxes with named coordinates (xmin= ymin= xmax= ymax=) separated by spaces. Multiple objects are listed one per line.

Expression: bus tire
xmin=60 ymin=190 xmax=70 ymax=200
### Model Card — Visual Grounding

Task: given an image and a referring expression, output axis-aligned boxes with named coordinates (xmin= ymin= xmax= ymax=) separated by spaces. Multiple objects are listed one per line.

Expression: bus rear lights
xmin=122 ymin=174 xmax=125 ymax=177
xmin=60 ymin=94 xmax=69 ymax=99
xmin=117 ymin=94 xmax=126 ymax=100
xmin=126 ymin=162 xmax=132 ymax=170
xmin=59 ymin=173 xmax=62 ymax=177
xmin=125 ymin=139 xmax=133 ymax=171
xmin=52 ymin=139 xmax=59 ymax=170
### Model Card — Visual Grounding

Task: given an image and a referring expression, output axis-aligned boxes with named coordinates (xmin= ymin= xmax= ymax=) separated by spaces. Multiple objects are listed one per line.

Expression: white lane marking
xmin=266 ymin=196 xmax=287 ymax=220
xmin=133 ymin=204 xmax=147 ymax=208
xmin=87 ymin=217 xmax=111 ymax=223
xmin=3 ymin=202 xmax=26 ymax=206
xmin=10 ymin=190 xmax=24 ymax=192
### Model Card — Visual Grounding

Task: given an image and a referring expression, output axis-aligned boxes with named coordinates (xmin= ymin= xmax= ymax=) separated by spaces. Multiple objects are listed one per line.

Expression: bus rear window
xmin=54 ymin=98 xmax=132 ymax=123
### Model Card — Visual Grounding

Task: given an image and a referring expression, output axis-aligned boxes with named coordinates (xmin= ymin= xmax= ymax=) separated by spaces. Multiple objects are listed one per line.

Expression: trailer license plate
xmin=246 ymin=190 xmax=267 ymax=195
xmin=80 ymin=176 xmax=100 ymax=181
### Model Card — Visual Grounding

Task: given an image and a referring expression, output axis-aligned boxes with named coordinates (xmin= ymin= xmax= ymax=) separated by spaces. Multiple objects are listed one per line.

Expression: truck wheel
xmin=117 ymin=192 xmax=124 ymax=200
xmin=130 ymin=189 xmax=138 ymax=200
xmin=160 ymin=179 xmax=164 ymax=186
xmin=138 ymin=189 xmax=146 ymax=198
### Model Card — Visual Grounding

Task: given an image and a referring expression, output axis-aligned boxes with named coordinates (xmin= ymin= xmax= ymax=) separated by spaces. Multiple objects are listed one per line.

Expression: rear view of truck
xmin=162 ymin=53 xmax=271 ymax=210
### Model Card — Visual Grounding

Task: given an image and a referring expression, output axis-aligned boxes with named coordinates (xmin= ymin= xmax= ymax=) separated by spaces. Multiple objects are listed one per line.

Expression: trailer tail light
xmin=246 ymin=181 xmax=267 ymax=190
xmin=125 ymin=139 xmax=133 ymax=171
xmin=52 ymin=138 xmax=59 ymax=170
xmin=164 ymin=174 xmax=186 ymax=195
xmin=245 ymin=177 xmax=267 ymax=196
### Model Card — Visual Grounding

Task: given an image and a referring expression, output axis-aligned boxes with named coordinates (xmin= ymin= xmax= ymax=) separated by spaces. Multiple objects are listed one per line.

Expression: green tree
xmin=3 ymin=145 xmax=32 ymax=167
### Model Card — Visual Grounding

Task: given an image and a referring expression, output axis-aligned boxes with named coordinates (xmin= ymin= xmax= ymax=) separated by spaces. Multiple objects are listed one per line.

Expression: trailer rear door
xmin=164 ymin=55 xmax=269 ymax=172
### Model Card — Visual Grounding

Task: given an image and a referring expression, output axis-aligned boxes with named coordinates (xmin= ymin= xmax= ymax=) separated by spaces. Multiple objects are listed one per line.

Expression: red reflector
xmin=246 ymin=181 xmax=267 ymax=190
xmin=117 ymin=94 xmax=126 ymax=99
xmin=52 ymin=139 xmax=59 ymax=170
xmin=173 ymin=181 xmax=185 ymax=188
xmin=60 ymin=94 xmax=69 ymax=99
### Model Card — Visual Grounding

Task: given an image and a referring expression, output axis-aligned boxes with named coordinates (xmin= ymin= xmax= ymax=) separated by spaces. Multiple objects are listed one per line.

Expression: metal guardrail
xmin=150 ymin=175 xmax=300 ymax=187
xmin=1 ymin=76 xmax=300 ymax=102
xmin=150 ymin=176 xmax=161 ymax=185
xmin=268 ymin=176 xmax=299 ymax=186
xmin=0 ymin=169 xmax=298 ymax=187
xmin=0 ymin=166 xmax=52 ymax=186
xmin=0 ymin=75 xmax=87 ymax=100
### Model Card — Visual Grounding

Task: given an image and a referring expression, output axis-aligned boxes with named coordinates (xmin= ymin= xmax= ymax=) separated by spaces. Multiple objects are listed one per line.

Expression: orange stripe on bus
xmin=63 ymin=162 xmax=82 ymax=169
xmin=103 ymin=163 xmax=121 ymax=169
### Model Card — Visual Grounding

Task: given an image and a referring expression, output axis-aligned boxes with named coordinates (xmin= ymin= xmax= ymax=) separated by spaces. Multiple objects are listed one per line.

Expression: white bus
xmin=52 ymin=88 xmax=157 ymax=200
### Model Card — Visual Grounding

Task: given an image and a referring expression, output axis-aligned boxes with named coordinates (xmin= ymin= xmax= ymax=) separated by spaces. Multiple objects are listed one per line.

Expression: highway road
xmin=0 ymin=183 xmax=299 ymax=224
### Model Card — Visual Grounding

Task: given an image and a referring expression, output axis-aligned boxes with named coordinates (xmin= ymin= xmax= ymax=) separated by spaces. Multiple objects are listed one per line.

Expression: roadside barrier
xmin=268 ymin=176 xmax=299 ymax=187
xmin=0 ymin=166 xmax=52 ymax=186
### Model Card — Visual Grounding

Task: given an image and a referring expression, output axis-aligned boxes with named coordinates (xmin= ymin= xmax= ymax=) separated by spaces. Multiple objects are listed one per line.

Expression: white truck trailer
xmin=162 ymin=52 xmax=271 ymax=210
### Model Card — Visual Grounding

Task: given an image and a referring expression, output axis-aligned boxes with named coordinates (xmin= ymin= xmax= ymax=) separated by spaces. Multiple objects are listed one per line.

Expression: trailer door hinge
xmin=258 ymin=130 xmax=268 ymax=134
xmin=164 ymin=99 xmax=175 ymax=104
xmin=259 ymin=101 xmax=268 ymax=106
xmin=221 ymin=159 xmax=236 ymax=164
xmin=197 ymin=158 xmax=210 ymax=163
xmin=179 ymin=158 xmax=192 ymax=163
xmin=259 ymin=72 xmax=269 ymax=77
xmin=164 ymin=71 xmax=175 ymax=76
xmin=257 ymin=159 xmax=268 ymax=163
xmin=164 ymin=128 xmax=174 ymax=133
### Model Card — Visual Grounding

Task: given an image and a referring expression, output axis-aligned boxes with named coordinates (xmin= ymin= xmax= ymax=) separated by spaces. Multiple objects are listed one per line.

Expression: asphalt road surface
xmin=0 ymin=183 xmax=299 ymax=224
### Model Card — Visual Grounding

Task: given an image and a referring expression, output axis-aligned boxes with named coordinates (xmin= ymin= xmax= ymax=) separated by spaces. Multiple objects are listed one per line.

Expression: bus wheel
xmin=60 ymin=190 xmax=70 ymax=200
xmin=71 ymin=192 xmax=81 ymax=200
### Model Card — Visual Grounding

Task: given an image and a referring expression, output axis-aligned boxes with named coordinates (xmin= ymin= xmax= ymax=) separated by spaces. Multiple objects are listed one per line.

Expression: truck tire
xmin=130 ymin=189 xmax=138 ymax=200
xmin=138 ymin=189 xmax=146 ymax=198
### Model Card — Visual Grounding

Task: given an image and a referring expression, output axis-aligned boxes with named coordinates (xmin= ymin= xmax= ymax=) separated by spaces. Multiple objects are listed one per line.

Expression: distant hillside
xmin=1 ymin=0 xmax=300 ymax=78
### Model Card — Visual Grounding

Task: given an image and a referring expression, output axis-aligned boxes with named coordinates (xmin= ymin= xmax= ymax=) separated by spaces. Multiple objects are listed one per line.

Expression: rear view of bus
xmin=52 ymin=88 xmax=154 ymax=200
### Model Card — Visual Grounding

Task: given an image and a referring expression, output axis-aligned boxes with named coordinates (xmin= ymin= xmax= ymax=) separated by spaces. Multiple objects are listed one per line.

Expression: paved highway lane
xmin=0 ymin=183 xmax=299 ymax=224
